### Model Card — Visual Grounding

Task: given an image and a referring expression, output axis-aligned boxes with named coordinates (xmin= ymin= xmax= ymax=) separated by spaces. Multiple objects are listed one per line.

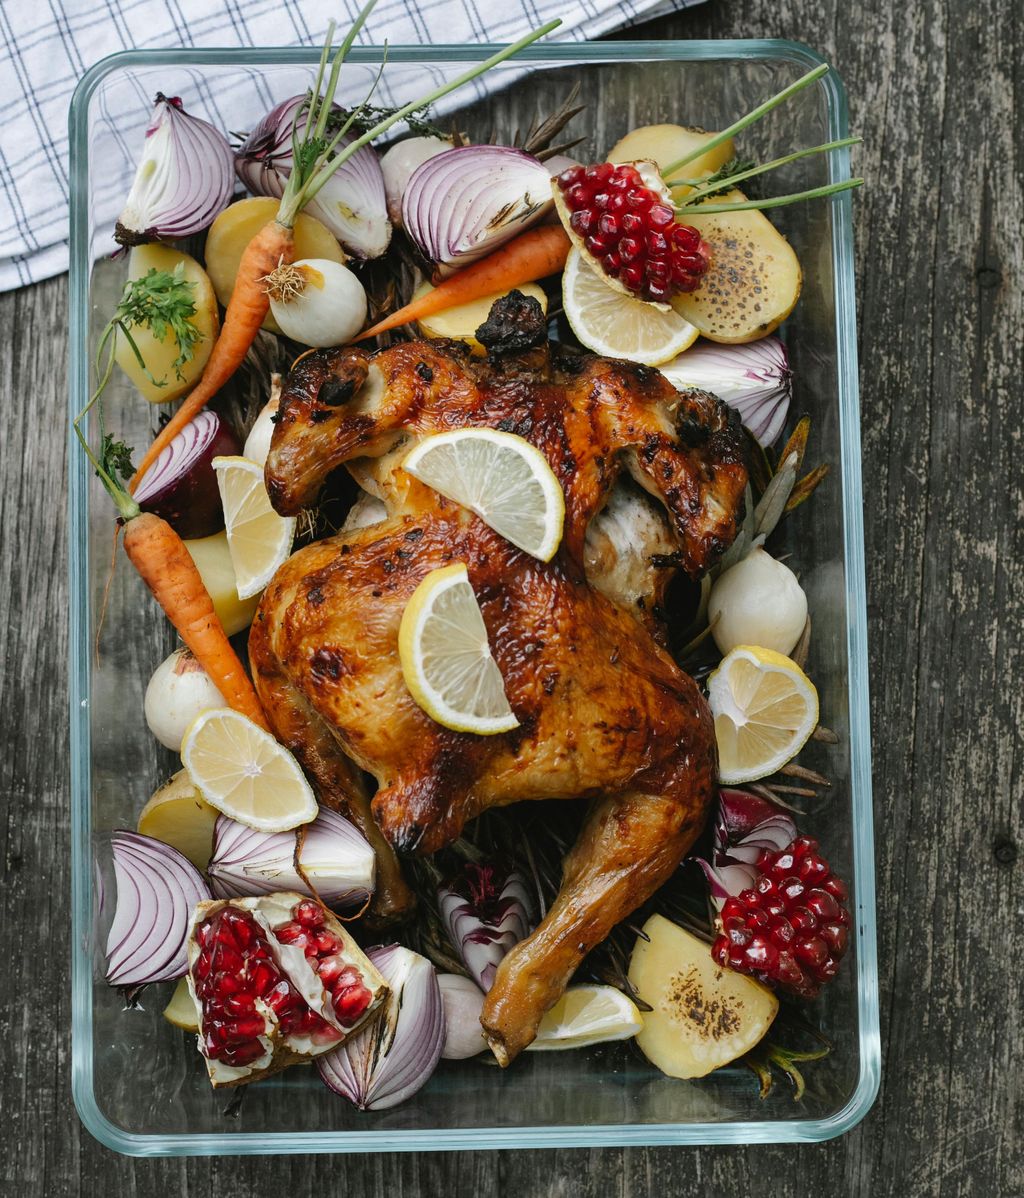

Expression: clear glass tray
xmin=68 ymin=38 xmax=878 ymax=1155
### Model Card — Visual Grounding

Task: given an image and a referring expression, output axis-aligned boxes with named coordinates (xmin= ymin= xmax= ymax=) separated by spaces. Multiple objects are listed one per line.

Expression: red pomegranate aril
xmin=672 ymin=224 xmax=701 ymax=251
xmin=223 ymin=992 xmax=256 ymax=1017
xmin=805 ymin=889 xmax=842 ymax=922
xmin=824 ymin=876 xmax=849 ymax=902
xmin=621 ymin=211 xmax=643 ymax=235
xmin=313 ymin=930 xmax=341 ymax=956
xmin=567 ymin=183 xmax=588 ymax=208
xmin=618 ymin=236 xmax=642 ymax=262
xmin=646 ymin=258 xmax=670 ymax=280
xmin=598 ymin=212 xmax=621 ymax=237
xmin=333 ymin=982 xmax=372 ymax=1025
xmin=647 ymin=280 xmax=670 ymax=301
xmin=585 ymin=234 xmax=609 ymax=257
xmin=250 ymin=961 xmax=278 ymax=997
xmin=294 ymin=900 xmax=325 ymax=929
xmin=648 ymin=204 xmax=674 ymax=229
xmin=273 ymin=920 xmax=306 ymax=946
xmin=621 ymin=264 xmax=644 ymax=291
xmin=570 ymin=209 xmax=595 ymax=237
xmin=603 ymin=251 xmax=622 ymax=274
xmin=714 ymin=837 xmax=852 ymax=1000
xmin=592 ymin=191 xmax=611 ymax=212
xmin=222 ymin=1040 xmax=265 ymax=1067
xmin=225 ymin=1014 xmax=267 ymax=1042
xmin=211 ymin=943 xmax=243 ymax=974
xmin=646 ymin=231 xmax=668 ymax=256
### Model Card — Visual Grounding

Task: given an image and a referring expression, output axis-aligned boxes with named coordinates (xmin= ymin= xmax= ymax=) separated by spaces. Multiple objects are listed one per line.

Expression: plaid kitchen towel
xmin=0 ymin=0 xmax=703 ymax=290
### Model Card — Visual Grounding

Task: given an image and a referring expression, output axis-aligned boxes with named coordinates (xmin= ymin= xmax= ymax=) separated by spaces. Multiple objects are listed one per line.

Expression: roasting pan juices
xmin=68 ymin=40 xmax=878 ymax=1154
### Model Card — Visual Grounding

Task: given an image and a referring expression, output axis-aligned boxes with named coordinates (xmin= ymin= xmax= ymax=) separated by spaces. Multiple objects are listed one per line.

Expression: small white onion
xmin=708 ymin=547 xmax=808 ymax=656
xmin=144 ymin=647 xmax=226 ymax=750
xmin=380 ymin=135 xmax=453 ymax=226
xmin=437 ymin=973 xmax=487 ymax=1060
xmin=243 ymin=377 xmax=281 ymax=467
xmin=267 ymin=258 xmax=366 ymax=348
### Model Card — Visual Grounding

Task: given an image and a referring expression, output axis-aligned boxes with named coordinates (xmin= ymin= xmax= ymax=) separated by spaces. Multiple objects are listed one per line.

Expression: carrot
xmin=124 ymin=513 xmax=270 ymax=728
xmin=355 ymin=225 xmax=571 ymax=343
xmin=129 ymin=219 xmax=293 ymax=488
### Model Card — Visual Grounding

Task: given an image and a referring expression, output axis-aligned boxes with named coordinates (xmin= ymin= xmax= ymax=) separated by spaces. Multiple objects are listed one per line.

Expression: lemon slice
xmin=180 ymin=707 xmax=318 ymax=831
xmin=212 ymin=455 xmax=296 ymax=599
xmin=527 ymin=985 xmax=643 ymax=1051
xmin=562 ymin=247 xmax=699 ymax=366
xmin=399 ymin=563 xmax=518 ymax=735
xmin=402 ymin=429 xmax=564 ymax=562
xmin=707 ymin=646 xmax=819 ymax=784
xmin=163 ymin=977 xmax=199 ymax=1032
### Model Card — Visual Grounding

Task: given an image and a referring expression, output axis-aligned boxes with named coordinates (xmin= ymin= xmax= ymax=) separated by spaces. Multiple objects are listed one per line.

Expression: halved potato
xmin=628 ymin=913 xmax=778 ymax=1079
xmin=113 ymin=243 xmax=218 ymax=403
xmin=204 ymin=197 xmax=346 ymax=334
xmin=607 ymin=125 xmax=735 ymax=201
xmin=181 ymin=529 xmax=259 ymax=636
xmin=671 ymin=190 xmax=802 ymax=343
xmin=412 ymin=281 xmax=548 ymax=354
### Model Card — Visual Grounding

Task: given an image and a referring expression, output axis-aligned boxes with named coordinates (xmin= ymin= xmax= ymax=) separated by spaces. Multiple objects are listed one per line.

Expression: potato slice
xmin=607 ymin=125 xmax=735 ymax=201
xmin=412 ymin=281 xmax=548 ymax=354
xmin=181 ymin=529 xmax=259 ymax=636
xmin=628 ymin=913 xmax=778 ymax=1079
xmin=204 ymin=197 xmax=346 ymax=334
xmin=670 ymin=190 xmax=802 ymax=343
xmin=137 ymin=769 xmax=219 ymax=870
xmin=113 ymin=243 xmax=218 ymax=403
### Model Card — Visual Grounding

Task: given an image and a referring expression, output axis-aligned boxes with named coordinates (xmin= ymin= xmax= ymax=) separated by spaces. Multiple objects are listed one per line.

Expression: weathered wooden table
xmin=3 ymin=0 xmax=1020 ymax=1193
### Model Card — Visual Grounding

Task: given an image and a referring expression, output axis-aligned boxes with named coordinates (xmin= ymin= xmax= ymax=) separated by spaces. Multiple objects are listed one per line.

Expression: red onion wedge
xmin=208 ymin=808 xmax=375 ymax=909
xmin=402 ymin=145 xmax=553 ymax=276
xmin=438 ymin=861 xmax=534 ymax=992
xmin=658 ymin=337 xmax=793 ymax=448
xmin=133 ymin=409 xmax=238 ymax=539
xmin=105 ymin=830 xmax=211 ymax=989
xmin=693 ymin=791 xmax=798 ymax=909
xmin=115 ymin=94 xmax=234 ymax=248
xmin=235 ymin=96 xmax=390 ymax=259
xmin=318 ymin=944 xmax=444 ymax=1110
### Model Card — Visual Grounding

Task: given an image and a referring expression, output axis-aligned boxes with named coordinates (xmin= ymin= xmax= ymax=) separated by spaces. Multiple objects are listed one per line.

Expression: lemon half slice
xmin=180 ymin=707 xmax=318 ymax=831
xmin=402 ymin=429 xmax=565 ymax=562
xmin=399 ymin=563 xmax=518 ymax=735
xmin=707 ymin=645 xmax=819 ymax=784
xmin=562 ymin=246 xmax=699 ymax=366
xmin=528 ymin=984 xmax=643 ymax=1051
xmin=212 ymin=455 xmax=296 ymax=599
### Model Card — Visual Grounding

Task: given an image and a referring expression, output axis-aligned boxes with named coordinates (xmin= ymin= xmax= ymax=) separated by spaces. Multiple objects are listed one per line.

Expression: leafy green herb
xmin=116 ymin=264 xmax=200 ymax=382
xmin=99 ymin=434 xmax=136 ymax=486
xmin=674 ymin=156 xmax=755 ymax=200
xmin=335 ymin=101 xmax=445 ymax=140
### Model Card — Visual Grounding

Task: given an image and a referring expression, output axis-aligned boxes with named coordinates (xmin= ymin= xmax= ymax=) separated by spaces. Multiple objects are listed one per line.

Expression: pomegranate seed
xmin=621 ymin=211 xmax=643 ymax=234
xmin=621 ymin=264 xmax=644 ymax=291
xmin=331 ymin=967 xmax=362 ymax=995
xmin=223 ymin=993 xmax=256 ymax=1017
xmin=210 ymin=944 xmax=243 ymax=975
xmin=222 ymin=1040 xmax=265 ymax=1067
xmin=646 ymin=231 xmax=669 ymax=257
xmin=603 ymin=251 xmax=623 ymax=274
xmin=273 ymin=920 xmax=306 ymax=946
xmin=559 ymin=165 xmax=585 ymax=187
xmin=312 ymin=930 xmax=341 ymax=956
xmin=648 ymin=204 xmax=674 ymax=229
xmin=598 ymin=213 xmax=621 ymax=238
xmin=713 ymin=838 xmax=852 ymax=999
xmin=672 ymin=224 xmax=701 ymax=251
xmin=646 ymin=258 xmax=670 ymax=280
xmin=332 ymin=983 xmax=372 ymax=1025
xmin=618 ymin=236 xmax=642 ymax=262
xmin=293 ymin=900 xmax=325 ymax=929
xmin=570 ymin=209 xmax=595 ymax=237
xmin=647 ymin=280 xmax=670 ymax=301
xmin=225 ymin=1015 xmax=266 ymax=1043
xmin=250 ymin=962 xmax=278 ymax=997
xmin=592 ymin=191 xmax=611 ymax=212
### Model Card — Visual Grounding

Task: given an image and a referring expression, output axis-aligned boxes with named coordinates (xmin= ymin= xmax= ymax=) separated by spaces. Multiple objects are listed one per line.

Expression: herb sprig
xmin=92 ymin=264 xmax=201 ymax=406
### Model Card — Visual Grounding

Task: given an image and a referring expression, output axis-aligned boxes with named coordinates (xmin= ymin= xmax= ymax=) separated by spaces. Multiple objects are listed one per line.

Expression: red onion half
xmin=235 ymin=96 xmax=390 ymax=259
xmin=438 ymin=862 xmax=533 ymax=992
xmin=105 ymin=830 xmax=211 ymax=988
xmin=208 ymin=808 xmax=375 ymax=909
xmin=133 ymin=409 xmax=237 ymax=539
xmin=317 ymin=944 xmax=444 ymax=1110
xmin=659 ymin=337 xmax=793 ymax=447
xmin=693 ymin=790 xmax=798 ymax=908
xmin=402 ymin=145 xmax=553 ymax=276
xmin=115 ymin=94 xmax=234 ymax=247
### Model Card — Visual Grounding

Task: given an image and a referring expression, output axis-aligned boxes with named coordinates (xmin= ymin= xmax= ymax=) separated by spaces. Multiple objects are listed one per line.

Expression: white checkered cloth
xmin=0 ymin=0 xmax=702 ymax=290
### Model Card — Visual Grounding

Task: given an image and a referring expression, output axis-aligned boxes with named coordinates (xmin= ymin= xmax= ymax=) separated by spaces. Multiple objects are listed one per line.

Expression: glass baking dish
xmin=68 ymin=38 xmax=878 ymax=1155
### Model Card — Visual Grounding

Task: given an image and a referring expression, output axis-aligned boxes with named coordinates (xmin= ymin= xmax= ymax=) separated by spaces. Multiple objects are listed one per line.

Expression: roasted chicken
xmin=249 ymin=294 xmax=748 ymax=1063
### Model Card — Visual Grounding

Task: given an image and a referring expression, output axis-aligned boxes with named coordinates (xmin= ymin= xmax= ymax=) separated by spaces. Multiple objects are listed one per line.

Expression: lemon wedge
xmin=180 ymin=707 xmax=318 ymax=832
xmin=399 ymin=563 xmax=518 ymax=735
xmin=527 ymin=984 xmax=643 ymax=1051
xmin=212 ymin=455 xmax=296 ymax=599
xmin=562 ymin=246 xmax=698 ymax=366
xmin=707 ymin=645 xmax=819 ymax=784
xmin=163 ymin=976 xmax=199 ymax=1032
xmin=402 ymin=429 xmax=564 ymax=562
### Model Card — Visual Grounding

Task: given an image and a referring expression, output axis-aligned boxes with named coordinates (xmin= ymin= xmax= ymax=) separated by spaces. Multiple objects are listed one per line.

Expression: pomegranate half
xmin=186 ymin=892 xmax=387 ymax=1088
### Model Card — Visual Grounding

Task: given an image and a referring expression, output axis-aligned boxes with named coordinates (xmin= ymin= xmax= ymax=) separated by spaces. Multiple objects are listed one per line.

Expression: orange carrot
xmin=130 ymin=219 xmax=293 ymax=489
xmin=355 ymin=225 xmax=571 ymax=343
xmin=123 ymin=511 xmax=269 ymax=729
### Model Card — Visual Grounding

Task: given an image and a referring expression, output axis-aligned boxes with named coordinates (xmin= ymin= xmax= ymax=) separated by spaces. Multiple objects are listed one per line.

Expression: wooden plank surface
xmin=2 ymin=0 xmax=1021 ymax=1193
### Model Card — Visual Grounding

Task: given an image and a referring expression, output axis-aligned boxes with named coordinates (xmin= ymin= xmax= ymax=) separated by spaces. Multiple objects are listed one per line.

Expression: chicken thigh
xmin=249 ymin=295 xmax=748 ymax=1061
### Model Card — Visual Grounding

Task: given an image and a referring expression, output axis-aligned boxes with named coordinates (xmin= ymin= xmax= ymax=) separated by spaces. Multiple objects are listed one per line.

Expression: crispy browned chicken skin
xmin=250 ymin=295 xmax=747 ymax=1063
